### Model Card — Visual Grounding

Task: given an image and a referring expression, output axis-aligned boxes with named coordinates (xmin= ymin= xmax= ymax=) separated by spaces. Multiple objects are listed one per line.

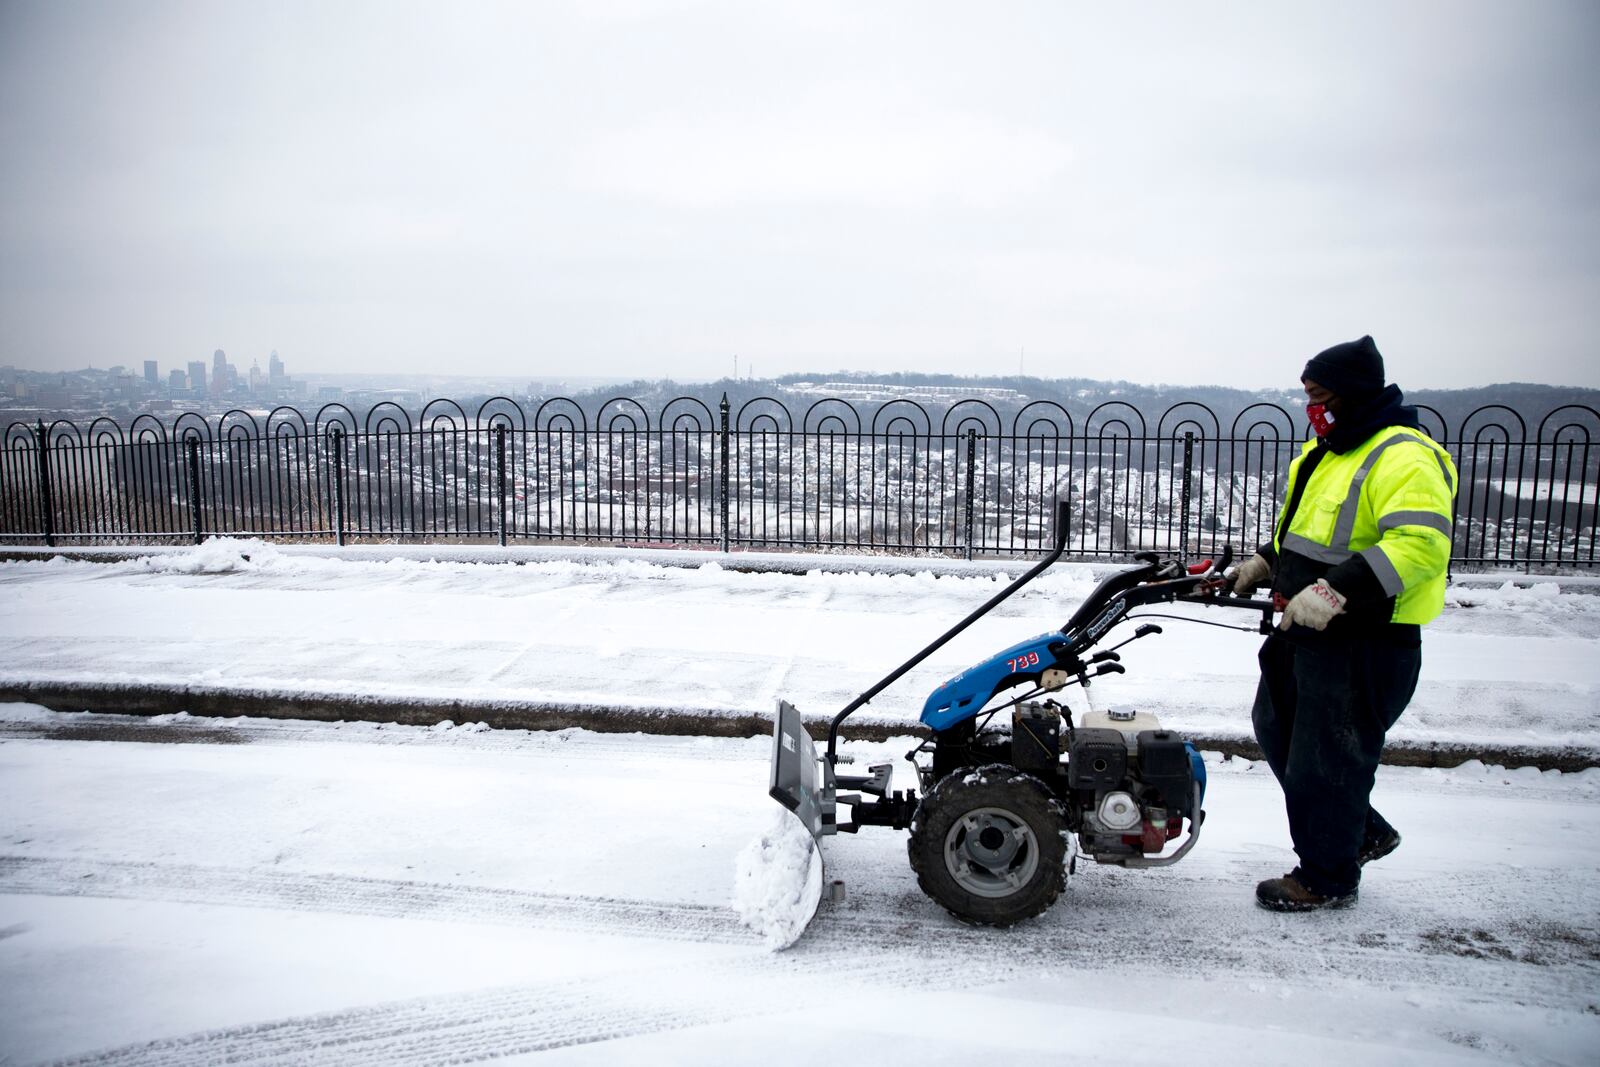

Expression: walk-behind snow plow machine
xmin=767 ymin=502 xmax=1274 ymax=942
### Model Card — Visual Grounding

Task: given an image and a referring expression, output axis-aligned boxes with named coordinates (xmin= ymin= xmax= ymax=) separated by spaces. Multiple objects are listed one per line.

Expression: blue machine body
xmin=920 ymin=631 xmax=1064 ymax=732
xmin=1187 ymin=741 xmax=1208 ymax=809
xmin=920 ymin=629 xmax=1211 ymax=812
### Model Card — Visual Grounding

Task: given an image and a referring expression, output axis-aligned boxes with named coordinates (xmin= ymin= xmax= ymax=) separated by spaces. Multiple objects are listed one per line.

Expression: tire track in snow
xmin=43 ymin=972 xmax=744 ymax=1067
xmin=802 ymin=865 xmax=1600 ymax=1005
xmin=9 ymin=860 xmax=1597 ymax=1063
xmin=40 ymin=887 xmax=1599 ymax=1067
xmin=0 ymin=855 xmax=756 ymax=946
xmin=40 ymin=940 xmax=1014 ymax=1066
xmin=5 ymin=853 xmax=1594 ymax=993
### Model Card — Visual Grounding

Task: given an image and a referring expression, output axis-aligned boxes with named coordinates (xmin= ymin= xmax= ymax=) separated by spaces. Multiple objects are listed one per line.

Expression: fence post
xmin=495 ymin=423 xmax=508 ymax=548
xmin=34 ymin=420 xmax=55 ymax=548
xmin=963 ymin=428 xmax=978 ymax=561
xmin=1179 ymin=431 xmax=1195 ymax=562
xmin=185 ymin=435 xmax=204 ymax=545
xmin=719 ymin=393 xmax=731 ymax=553
xmin=330 ymin=428 xmax=346 ymax=547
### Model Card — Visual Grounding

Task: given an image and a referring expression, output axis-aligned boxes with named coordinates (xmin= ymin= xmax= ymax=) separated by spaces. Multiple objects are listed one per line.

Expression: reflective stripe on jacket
xmin=1273 ymin=426 xmax=1457 ymax=625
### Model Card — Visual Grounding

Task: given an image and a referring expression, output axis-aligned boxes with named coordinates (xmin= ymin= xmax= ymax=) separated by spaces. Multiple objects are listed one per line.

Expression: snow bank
xmin=1444 ymin=579 xmax=1566 ymax=610
xmin=732 ymin=807 xmax=823 ymax=950
xmin=131 ymin=537 xmax=286 ymax=574
xmin=429 ymin=719 xmax=491 ymax=733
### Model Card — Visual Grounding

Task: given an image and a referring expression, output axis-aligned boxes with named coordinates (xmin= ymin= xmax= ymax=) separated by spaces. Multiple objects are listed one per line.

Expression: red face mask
xmin=1307 ymin=402 xmax=1336 ymax=437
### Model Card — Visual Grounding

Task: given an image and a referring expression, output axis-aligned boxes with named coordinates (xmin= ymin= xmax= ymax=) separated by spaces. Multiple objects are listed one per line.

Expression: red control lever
xmin=1186 ymin=559 xmax=1213 ymax=575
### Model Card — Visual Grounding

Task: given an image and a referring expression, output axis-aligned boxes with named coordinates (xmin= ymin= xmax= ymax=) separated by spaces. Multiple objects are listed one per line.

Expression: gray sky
xmin=2 ymin=0 xmax=1597 ymax=389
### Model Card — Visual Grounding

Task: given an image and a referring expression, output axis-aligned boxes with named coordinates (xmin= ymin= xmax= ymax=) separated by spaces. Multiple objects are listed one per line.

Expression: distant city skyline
xmin=2 ymin=2 xmax=1597 ymax=390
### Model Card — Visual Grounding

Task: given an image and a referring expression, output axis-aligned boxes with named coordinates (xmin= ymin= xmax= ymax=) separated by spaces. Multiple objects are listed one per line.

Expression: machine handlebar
xmin=1060 ymin=544 xmax=1273 ymax=653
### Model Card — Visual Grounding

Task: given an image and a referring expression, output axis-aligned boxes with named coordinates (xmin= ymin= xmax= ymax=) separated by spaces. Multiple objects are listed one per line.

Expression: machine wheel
xmin=907 ymin=764 xmax=1068 ymax=926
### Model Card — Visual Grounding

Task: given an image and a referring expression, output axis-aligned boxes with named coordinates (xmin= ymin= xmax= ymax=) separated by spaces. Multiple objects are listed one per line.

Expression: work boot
xmin=1358 ymin=827 xmax=1401 ymax=867
xmin=1255 ymin=870 xmax=1357 ymax=912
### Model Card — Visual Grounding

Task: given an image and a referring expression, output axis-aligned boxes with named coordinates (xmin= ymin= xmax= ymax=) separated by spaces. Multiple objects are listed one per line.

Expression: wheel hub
xmin=944 ymin=805 xmax=1040 ymax=899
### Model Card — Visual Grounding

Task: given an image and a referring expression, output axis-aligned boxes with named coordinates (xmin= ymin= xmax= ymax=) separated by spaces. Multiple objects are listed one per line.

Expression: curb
xmin=3 ymin=680 xmax=1594 ymax=773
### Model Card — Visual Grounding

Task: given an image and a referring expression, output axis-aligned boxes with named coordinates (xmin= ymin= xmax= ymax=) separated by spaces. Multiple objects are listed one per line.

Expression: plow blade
xmin=733 ymin=701 xmax=835 ymax=950
xmin=769 ymin=699 xmax=836 ymax=839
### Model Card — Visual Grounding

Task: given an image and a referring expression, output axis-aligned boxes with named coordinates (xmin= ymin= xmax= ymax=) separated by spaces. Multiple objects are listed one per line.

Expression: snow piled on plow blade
xmin=732 ymin=806 xmax=823 ymax=950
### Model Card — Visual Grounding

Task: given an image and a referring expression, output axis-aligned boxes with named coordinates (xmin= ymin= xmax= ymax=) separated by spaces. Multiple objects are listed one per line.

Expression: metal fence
xmin=2 ymin=396 xmax=1596 ymax=569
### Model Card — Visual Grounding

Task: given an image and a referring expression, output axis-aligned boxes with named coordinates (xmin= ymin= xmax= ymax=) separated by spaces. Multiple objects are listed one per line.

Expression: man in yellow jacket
xmin=1231 ymin=335 xmax=1456 ymax=911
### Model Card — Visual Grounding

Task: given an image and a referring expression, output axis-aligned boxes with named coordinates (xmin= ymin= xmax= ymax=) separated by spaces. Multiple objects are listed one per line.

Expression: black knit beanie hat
xmin=1302 ymin=335 xmax=1385 ymax=402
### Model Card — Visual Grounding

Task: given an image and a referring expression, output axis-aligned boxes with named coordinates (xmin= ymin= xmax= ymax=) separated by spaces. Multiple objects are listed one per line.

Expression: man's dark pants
xmin=1251 ymin=630 xmax=1421 ymax=896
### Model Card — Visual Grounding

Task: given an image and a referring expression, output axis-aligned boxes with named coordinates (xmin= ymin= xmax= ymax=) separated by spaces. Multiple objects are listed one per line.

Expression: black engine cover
xmin=1137 ymin=729 xmax=1194 ymax=816
xmin=1067 ymin=728 xmax=1127 ymax=791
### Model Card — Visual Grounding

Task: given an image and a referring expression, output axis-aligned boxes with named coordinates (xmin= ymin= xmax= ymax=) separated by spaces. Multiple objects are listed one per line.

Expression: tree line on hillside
xmin=541 ymin=374 xmax=1598 ymax=438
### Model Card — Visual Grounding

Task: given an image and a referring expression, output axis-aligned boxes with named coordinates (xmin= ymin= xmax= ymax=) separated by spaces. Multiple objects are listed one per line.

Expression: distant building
xmin=169 ymin=369 xmax=187 ymax=393
xmin=268 ymin=350 xmax=285 ymax=385
xmin=143 ymin=360 xmax=158 ymax=385
xmin=187 ymin=361 xmax=207 ymax=395
xmin=249 ymin=363 xmax=262 ymax=393
xmin=212 ymin=349 xmax=239 ymax=395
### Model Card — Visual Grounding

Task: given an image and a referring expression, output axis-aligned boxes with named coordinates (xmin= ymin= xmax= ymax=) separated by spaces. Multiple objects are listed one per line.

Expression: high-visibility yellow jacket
xmin=1270 ymin=426 xmax=1457 ymax=626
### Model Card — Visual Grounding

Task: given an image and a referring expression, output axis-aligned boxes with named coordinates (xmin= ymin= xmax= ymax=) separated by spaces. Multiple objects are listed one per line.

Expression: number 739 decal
xmin=1007 ymin=650 xmax=1042 ymax=673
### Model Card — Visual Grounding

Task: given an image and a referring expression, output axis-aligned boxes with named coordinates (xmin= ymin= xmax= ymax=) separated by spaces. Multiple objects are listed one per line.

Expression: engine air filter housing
xmin=1068 ymin=728 xmax=1127 ymax=791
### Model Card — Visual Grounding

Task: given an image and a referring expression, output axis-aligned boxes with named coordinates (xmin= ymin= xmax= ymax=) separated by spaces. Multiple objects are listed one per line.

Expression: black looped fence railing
xmin=2 ymin=396 xmax=1596 ymax=569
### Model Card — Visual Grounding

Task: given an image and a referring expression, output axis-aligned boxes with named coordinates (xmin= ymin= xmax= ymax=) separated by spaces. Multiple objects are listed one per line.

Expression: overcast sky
xmin=1 ymin=0 xmax=1596 ymax=389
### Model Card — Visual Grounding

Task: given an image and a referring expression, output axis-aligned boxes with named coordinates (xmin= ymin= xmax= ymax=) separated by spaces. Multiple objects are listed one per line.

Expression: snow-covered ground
xmin=1 ymin=542 xmax=1598 ymax=1064
xmin=1 ymin=540 xmax=1597 ymax=757
xmin=1 ymin=709 xmax=1597 ymax=1065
